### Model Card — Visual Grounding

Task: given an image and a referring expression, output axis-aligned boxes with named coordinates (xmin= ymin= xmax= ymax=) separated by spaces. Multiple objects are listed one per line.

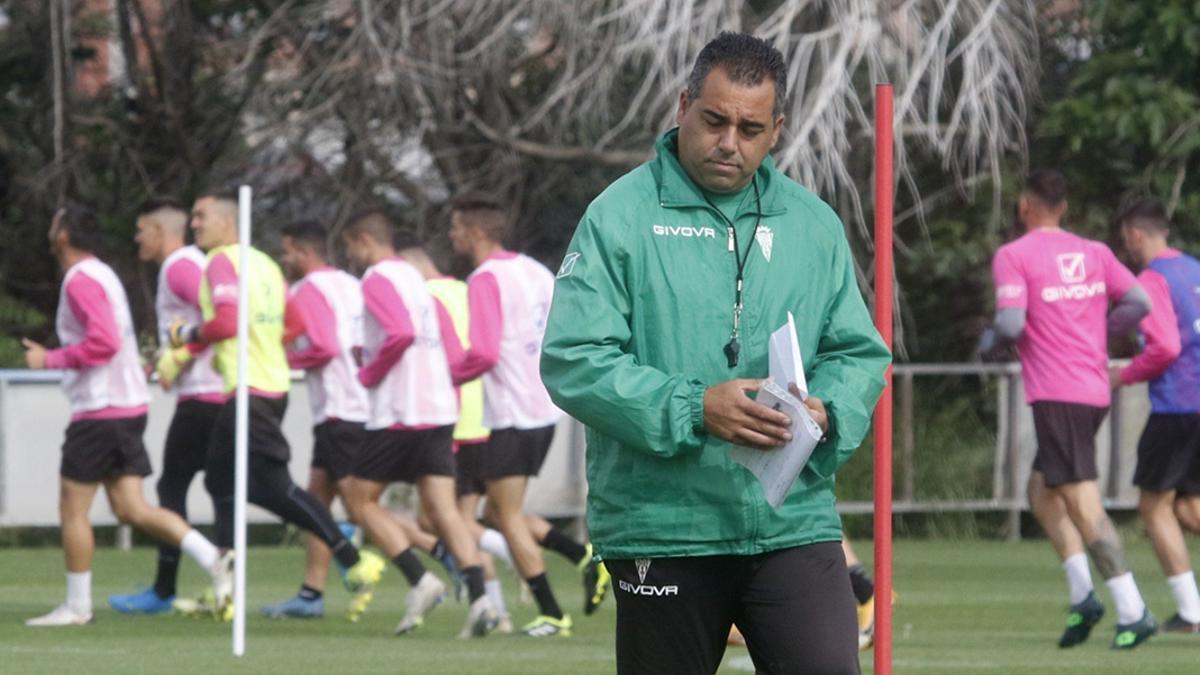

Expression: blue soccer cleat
xmin=109 ymin=587 xmax=175 ymax=615
xmin=261 ymin=594 xmax=325 ymax=619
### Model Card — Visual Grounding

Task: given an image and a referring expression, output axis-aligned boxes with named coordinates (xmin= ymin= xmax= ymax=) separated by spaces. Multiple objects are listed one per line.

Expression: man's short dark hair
xmin=198 ymin=188 xmax=239 ymax=204
xmin=686 ymin=32 xmax=788 ymax=116
xmin=450 ymin=192 xmax=509 ymax=242
xmin=344 ymin=208 xmax=394 ymax=247
xmin=280 ymin=219 xmax=328 ymax=258
xmin=136 ymin=196 xmax=184 ymax=218
xmin=1023 ymin=169 xmax=1068 ymax=207
xmin=1117 ymin=197 xmax=1170 ymax=235
xmin=57 ymin=202 xmax=101 ymax=253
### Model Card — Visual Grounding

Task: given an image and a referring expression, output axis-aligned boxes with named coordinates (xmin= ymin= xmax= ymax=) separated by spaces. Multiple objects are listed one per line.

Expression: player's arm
xmin=802 ymin=222 xmax=891 ymax=479
xmin=170 ymin=253 xmax=237 ymax=347
xmin=981 ymin=247 xmax=1027 ymax=353
xmin=33 ymin=274 xmax=120 ymax=370
xmin=541 ymin=209 xmax=710 ymax=459
xmin=1118 ymin=269 xmax=1180 ymax=386
xmin=1100 ymin=244 xmax=1151 ymax=336
xmin=449 ymin=273 xmax=502 ymax=384
xmin=357 ymin=273 xmax=415 ymax=388
xmin=285 ymin=283 xmax=340 ymax=370
xmin=433 ymin=297 xmax=466 ymax=374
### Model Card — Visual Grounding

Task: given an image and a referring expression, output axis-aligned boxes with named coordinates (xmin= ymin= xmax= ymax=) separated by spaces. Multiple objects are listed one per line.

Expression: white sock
xmin=66 ymin=571 xmax=91 ymax=615
xmin=1167 ymin=571 xmax=1200 ymax=623
xmin=1062 ymin=553 xmax=1093 ymax=604
xmin=180 ymin=530 xmax=220 ymax=572
xmin=1105 ymin=572 xmax=1147 ymax=624
xmin=479 ymin=529 xmax=513 ymax=568
xmin=485 ymin=578 xmax=507 ymax=616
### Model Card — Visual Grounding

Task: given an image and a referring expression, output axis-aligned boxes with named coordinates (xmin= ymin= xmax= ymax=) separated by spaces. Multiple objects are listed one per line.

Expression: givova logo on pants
xmin=619 ymin=558 xmax=679 ymax=596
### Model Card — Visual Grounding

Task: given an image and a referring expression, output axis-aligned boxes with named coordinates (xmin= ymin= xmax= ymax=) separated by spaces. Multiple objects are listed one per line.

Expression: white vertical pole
xmin=233 ymin=185 xmax=252 ymax=656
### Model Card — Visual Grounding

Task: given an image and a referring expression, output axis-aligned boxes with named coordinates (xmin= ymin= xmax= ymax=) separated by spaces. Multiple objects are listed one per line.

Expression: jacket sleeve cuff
xmin=689 ymin=380 xmax=707 ymax=435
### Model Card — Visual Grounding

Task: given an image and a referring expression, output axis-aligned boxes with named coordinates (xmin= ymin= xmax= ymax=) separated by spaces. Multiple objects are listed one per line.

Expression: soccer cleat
xmin=858 ymin=596 xmax=875 ymax=651
xmin=458 ymin=595 xmax=500 ymax=639
xmin=1112 ymin=610 xmax=1157 ymax=650
xmin=210 ymin=550 xmax=235 ymax=614
xmin=334 ymin=523 xmax=359 ymax=575
xmin=394 ymin=572 xmax=446 ymax=635
xmin=26 ymin=604 xmax=93 ymax=627
xmin=1163 ymin=613 xmax=1200 ymax=633
xmin=580 ymin=544 xmax=611 ymax=615
xmin=173 ymin=590 xmax=233 ymax=622
xmin=1058 ymin=591 xmax=1105 ymax=648
xmin=109 ymin=587 xmax=174 ymax=615
xmin=343 ymin=550 xmax=385 ymax=593
xmin=521 ymin=614 xmax=573 ymax=638
xmin=261 ymin=594 xmax=325 ymax=619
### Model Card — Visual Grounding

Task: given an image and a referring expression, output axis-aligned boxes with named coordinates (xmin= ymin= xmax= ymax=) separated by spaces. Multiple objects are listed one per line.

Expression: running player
xmin=340 ymin=211 xmax=498 ymax=638
xmin=107 ymin=199 xmax=228 ymax=615
xmin=985 ymin=170 xmax=1156 ymax=649
xmin=169 ymin=191 xmax=384 ymax=619
xmin=259 ymin=219 xmax=371 ymax=620
xmin=447 ymin=194 xmax=609 ymax=637
xmin=1112 ymin=197 xmax=1200 ymax=633
xmin=398 ymin=243 xmax=514 ymax=631
xmin=23 ymin=203 xmax=231 ymax=626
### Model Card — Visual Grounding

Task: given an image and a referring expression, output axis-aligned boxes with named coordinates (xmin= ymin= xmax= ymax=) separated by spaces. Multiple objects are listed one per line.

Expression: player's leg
xmin=460 ymin=448 xmax=513 ymax=568
xmin=262 ymin=466 xmax=338 ymax=619
xmin=418 ymin=471 xmax=499 ymax=637
xmin=27 ymin=477 xmax=100 ymax=626
xmin=735 ymin=543 xmax=860 ymax=674
xmin=1028 ymin=402 xmax=1110 ymax=647
xmin=842 ymin=539 xmax=878 ymax=651
xmin=1177 ymin=496 xmax=1200 ymax=534
xmin=527 ymin=513 xmax=608 ymax=614
xmin=111 ymin=401 xmax=212 ymax=614
xmin=607 ymin=556 xmax=737 ymax=673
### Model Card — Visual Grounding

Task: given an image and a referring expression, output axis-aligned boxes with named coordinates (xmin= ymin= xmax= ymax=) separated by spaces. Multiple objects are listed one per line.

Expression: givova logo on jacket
xmin=652 ymin=223 xmax=716 ymax=239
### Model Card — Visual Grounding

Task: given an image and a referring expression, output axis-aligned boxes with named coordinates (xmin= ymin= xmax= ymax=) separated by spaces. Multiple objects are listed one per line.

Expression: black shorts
xmin=162 ymin=399 xmax=222 ymax=480
xmin=1133 ymin=413 xmax=1200 ymax=494
xmin=455 ymin=440 xmax=489 ymax=497
xmin=60 ymin=415 xmax=153 ymax=483
xmin=476 ymin=426 xmax=555 ymax=482
xmin=1031 ymin=401 xmax=1108 ymax=488
xmin=607 ymin=542 xmax=859 ymax=675
xmin=351 ymin=425 xmax=455 ymax=484
xmin=208 ymin=395 xmax=291 ymax=464
xmin=312 ymin=420 xmax=366 ymax=481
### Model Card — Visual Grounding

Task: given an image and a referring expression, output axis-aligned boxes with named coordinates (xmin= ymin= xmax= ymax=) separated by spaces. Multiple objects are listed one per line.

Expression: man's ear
xmin=676 ymin=89 xmax=690 ymax=126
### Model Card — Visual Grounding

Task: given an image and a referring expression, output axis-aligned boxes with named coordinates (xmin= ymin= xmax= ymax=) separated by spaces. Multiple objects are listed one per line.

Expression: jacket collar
xmin=652 ymin=128 xmax=787 ymax=217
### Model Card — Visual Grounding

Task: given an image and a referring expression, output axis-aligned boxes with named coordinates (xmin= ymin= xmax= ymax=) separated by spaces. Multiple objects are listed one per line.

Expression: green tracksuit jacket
xmin=541 ymin=129 xmax=891 ymax=560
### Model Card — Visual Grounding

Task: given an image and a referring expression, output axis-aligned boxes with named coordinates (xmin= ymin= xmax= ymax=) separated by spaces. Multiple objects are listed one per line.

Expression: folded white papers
xmin=730 ymin=313 xmax=823 ymax=508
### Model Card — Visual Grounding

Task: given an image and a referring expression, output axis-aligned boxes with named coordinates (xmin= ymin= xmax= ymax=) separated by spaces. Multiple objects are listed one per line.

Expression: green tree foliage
xmin=1038 ymin=0 xmax=1200 ymax=245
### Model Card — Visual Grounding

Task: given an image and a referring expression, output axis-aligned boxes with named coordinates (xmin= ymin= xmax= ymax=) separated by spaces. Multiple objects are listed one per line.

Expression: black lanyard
xmin=701 ymin=178 xmax=762 ymax=368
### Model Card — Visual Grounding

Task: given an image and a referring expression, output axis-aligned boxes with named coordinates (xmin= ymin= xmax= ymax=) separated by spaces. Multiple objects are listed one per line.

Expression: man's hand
xmin=22 ymin=338 xmax=46 ymax=369
xmin=789 ymin=383 xmax=829 ymax=435
xmin=1109 ymin=365 xmax=1124 ymax=390
xmin=703 ymin=379 xmax=793 ymax=450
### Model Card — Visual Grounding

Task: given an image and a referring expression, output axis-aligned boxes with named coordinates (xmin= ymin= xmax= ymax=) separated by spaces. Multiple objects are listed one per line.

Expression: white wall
xmin=0 ymin=371 xmax=585 ymax=527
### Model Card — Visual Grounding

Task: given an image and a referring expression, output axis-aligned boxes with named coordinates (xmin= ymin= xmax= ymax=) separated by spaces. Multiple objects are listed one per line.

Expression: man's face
xmin=1120 ymin=224 xmax=1144 ymax=263
xmin=190 ymin=197 xmax=232 ymax=251
xmin=134 ymin=215 xmax=163 ymax=262
xmin=342 ymin=232 xmax=370 ymax=271
xmin=280 ymin=236 xmax=305 ymax=279
xmin=448 ymin=211 xmax=473 ymax=256
xmin=675 ymin=67 xmax=783 ymax=193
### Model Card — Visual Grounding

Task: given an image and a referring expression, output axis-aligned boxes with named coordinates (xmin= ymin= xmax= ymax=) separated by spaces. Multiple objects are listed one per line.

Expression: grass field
xmin=2 ymin=537 xmax=1198 ymax=674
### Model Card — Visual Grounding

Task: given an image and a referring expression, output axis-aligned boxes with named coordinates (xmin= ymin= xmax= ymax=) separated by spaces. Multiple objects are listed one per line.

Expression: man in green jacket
xmin=541 ymin=32 xmax=890 ymax=674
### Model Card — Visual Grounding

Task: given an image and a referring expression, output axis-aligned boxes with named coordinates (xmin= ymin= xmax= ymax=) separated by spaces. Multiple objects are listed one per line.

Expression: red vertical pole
xmin=873 ymin=83 xmax=894 ymax=675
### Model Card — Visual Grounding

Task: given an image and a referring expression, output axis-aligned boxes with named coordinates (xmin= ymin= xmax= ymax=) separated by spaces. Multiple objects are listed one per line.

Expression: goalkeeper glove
xmin=155 ymin=346 xmax=193 ymax=390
